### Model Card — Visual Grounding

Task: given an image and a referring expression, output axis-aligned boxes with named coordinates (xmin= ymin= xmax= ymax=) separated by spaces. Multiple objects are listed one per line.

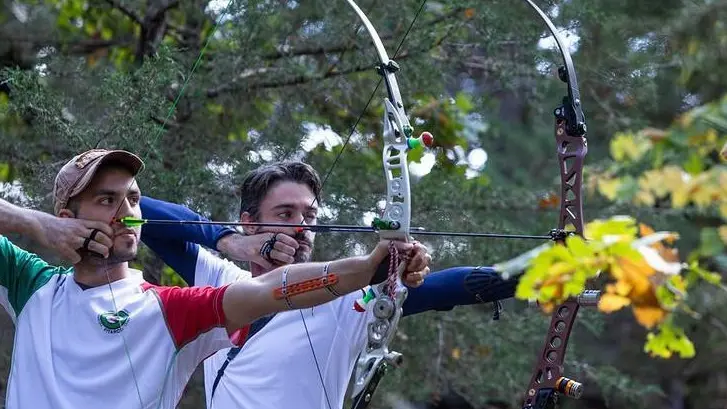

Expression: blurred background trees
xmin=0 ymin=0 xmax=725 ymax=408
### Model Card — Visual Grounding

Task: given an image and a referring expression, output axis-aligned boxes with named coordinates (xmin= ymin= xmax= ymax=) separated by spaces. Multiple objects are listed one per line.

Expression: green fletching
xmin=117 ymin=217 xmax=146 ymax=227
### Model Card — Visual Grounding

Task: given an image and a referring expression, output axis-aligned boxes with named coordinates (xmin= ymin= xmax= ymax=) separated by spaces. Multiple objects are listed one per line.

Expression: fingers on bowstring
xmin=272 ymin=235 xmax=298 ymax=257
xmin=84 ymin=239 xmax=110 ymax=259
xmin=272 ymin=233 xmax=299 ymax=252
xmin=268 ymin=249 xmax=294 ymax=265
xmin=83 ymin=220 xmax=114 ymax=240
xmin=85 ymin=226 xmax=114 ymax=249
xmin=72 ymin=228 xmax=110 ymax=259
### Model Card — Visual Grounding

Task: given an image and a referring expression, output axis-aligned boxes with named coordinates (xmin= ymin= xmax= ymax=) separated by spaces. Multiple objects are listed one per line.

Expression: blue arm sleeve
xmin=139 ymin=196 xmax=238 ymax=286
xmin=402 ymin=266 xmax=518 ymax=317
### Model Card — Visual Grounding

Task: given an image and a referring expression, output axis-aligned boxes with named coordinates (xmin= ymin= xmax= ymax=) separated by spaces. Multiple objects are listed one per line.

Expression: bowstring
xmin=99 ymin=1 xmax=239 ymax=407
xmin=301 ymin=1 xmax=429 ymax=408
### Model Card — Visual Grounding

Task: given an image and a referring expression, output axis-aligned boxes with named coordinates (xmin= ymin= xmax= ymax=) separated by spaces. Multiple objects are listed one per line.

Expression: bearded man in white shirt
xmin=139 ymin=161 xmax=516 ymax=409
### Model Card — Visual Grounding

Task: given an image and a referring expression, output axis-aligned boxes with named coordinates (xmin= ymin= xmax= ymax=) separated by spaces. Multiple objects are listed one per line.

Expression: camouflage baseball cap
xmin=52 ymin=149 xmax=144 ymax=215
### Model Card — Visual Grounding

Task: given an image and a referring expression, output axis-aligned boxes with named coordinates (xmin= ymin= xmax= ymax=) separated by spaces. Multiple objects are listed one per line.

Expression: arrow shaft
xmin=127 ymin=219 xmax=552 ymax=240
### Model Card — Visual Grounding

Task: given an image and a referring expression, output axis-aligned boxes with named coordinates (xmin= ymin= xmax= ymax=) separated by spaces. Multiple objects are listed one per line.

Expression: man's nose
xmin=115 ymin=198 xmax=136 ymax=219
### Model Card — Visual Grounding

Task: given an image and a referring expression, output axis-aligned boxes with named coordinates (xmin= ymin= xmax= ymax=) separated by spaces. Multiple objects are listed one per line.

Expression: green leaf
xmin=454 ymin=92 xmax=474 ymax=113
xmin=698 ymin=228 xmax=726 ymax=257
xmin=682 ymin=152 xmax=705 ymax=174
xmin=643 ymin=322 xmax=696 ymax=359
xmin=565 ymin=235 xmax=594 ymax=258
xmin=0 ymin=163 xmax=10 ymax=181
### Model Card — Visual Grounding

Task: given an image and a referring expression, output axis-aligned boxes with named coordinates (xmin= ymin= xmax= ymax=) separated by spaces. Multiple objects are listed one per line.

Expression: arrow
xmin=115 ymin=217 xmax=557 ymax=240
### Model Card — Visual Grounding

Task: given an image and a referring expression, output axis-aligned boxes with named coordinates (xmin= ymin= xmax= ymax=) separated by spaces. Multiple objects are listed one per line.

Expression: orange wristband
xmin=273 ymin=273 xmax=340 ymax=300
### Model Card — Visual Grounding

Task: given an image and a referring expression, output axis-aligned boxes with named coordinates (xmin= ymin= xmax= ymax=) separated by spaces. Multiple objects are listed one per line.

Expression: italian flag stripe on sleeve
xmin=141 ymin=283 xmax=249 ymax=348
xmin=0 ymin=236 xmax=70 ymax=320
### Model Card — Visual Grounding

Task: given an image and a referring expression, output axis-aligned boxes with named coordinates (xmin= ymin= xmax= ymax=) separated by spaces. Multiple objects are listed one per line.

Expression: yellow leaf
xmin=539 ymin=302 xmax=555 ymax=314
xmin=639 ymin=170 xmax=669 ymax=198
xmin=539 ymin=284 xmax=562 ymax=300
xmin=678 ymin=112 xmax=694 ymax=128
xmin=548 ymin=261 xmax=576 ymax=277
xmin=610 ymin=132 xmax=650 ymax=162
xmin=565 ymin=235 xmax=594 ymax=258
xmin=598 ymin=293 xmax=631 ymax=312
xmin=663 ymin=166 xmax=689 ymax=185
xmin=719 ymin=225 xmax=727 ymax=245
xmin=609 ymin=263 xmax=625 ymax=280
xmin=671 ymin=185 xmax=690 ymax=208
xmin=613 ymin=280 xmax=633 ymax=296
xmin=706 ymin=128 xmax=718 ymax=143
xmin=690 ymin=179 xmax=716 ymax=209
xmin=515 ymin=282 xmax=536 ymax=299
xmin=451 ymin=348 xmax=461 ymax=360
xmin=633 ymin=305 xmax=667 ymax=329
xmin=687 ymin=39 xmax=699 ymax=55
xmin=634 ymin=190 xmax=655 ymax=206
xmin=597 ymin=177 xmax=621 ymax=200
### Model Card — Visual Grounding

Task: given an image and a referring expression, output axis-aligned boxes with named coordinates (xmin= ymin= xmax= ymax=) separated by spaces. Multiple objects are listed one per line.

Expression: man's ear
xmin=240 ymin=212 xmax=258 ymax=235
xmin=57 ymin=209 xmax=75 ymax=219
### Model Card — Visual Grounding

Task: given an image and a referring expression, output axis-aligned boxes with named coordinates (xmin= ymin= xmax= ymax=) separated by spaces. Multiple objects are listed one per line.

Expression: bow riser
xmin=519 ymin=1 xmax=595 ymax=408
xmin=554 ymin=117 xmax=588 ymax=236
xmin=379 ymin=100 xmax=414 ymax=240
xmin=349 ymin=97 xmax=414 ymax=408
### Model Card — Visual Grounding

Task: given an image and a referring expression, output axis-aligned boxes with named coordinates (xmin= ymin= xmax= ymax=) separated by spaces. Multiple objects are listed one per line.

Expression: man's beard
xmin=292 ymin=230 xmax=314 ymax=263
xmin=105 ymin=247 xmax=137 ymax=264
xmin=81 ymin=244 xmax=137 ymax=265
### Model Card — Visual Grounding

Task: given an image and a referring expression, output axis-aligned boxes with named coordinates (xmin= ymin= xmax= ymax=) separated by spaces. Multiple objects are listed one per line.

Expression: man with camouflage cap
xmin=0 ymin=148 xmax=431 ymax=409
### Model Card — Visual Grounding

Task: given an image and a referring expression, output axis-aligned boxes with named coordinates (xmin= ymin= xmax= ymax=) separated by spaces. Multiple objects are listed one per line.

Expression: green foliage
xmin=4 ymin=0 xmax=727 ymax=408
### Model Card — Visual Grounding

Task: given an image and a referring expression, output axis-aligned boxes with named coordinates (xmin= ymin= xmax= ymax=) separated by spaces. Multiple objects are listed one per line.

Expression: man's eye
xmin=277 ymin=212 xmax=292 ymax=219
xmin=129 ymin=197 xmax=140 ymax=205
xmin=100 ymin=197 xmax=114 ymax=205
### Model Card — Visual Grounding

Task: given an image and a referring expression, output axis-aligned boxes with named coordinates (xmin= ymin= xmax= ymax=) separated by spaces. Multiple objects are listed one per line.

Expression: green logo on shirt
xmin=98 ymin=310 xmax=130 ymax=334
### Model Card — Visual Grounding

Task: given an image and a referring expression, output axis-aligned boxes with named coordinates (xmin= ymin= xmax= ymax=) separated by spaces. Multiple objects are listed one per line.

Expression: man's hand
xmin=38 ymin=218 xmax=114 ymax=264
xmin=217 ymin=232 xmax=300 ymax=270
xmin=368 ymin=240 xmax=432 ymax=288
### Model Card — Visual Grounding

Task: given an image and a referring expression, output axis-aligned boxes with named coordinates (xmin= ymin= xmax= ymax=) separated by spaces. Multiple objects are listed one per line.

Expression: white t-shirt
xmin=0 ymin=236 xmax=249 ymax=409
xmin=193 ymin=249 xmax=371 ymax=409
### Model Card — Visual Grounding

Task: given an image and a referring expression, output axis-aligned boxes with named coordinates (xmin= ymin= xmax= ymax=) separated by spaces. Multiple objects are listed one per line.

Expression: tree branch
xmin=1 ymin=35 xmax=136 ymax=55
xmin=206 ymin=16 xmax=458 ymax=97
xmin=103 ymin=0 xmax=142 ymax=25
xmin=261 ymin=6 xmax=465 ymax=61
